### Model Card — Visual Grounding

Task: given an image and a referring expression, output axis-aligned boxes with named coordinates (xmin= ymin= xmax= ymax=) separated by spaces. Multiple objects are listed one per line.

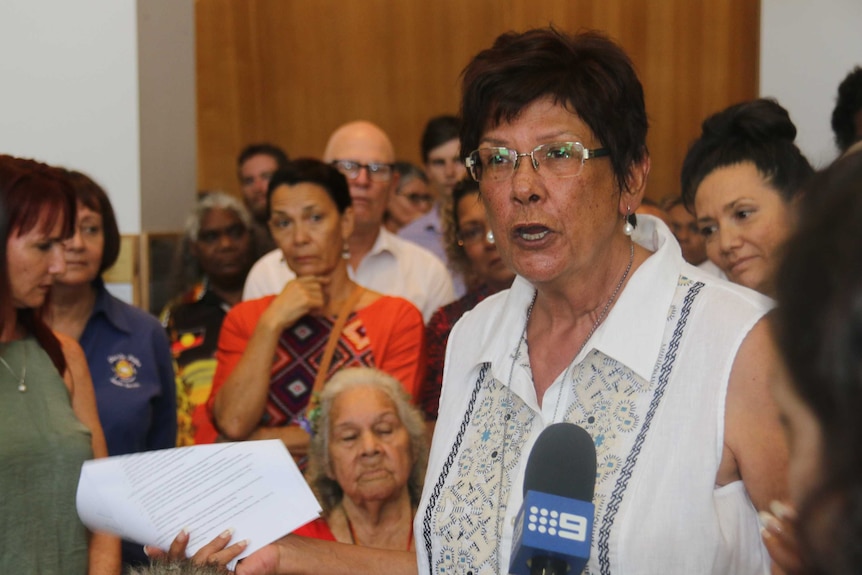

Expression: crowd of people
xmin=2 ymin=26 xmax=862 ymax=575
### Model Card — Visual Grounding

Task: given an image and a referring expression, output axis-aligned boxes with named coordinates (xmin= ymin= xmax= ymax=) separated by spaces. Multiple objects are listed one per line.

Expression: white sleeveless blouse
xmin=417 ymin=216 xmax=773 ymax=575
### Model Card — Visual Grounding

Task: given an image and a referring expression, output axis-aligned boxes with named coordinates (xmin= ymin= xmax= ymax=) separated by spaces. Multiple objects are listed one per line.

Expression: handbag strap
xmin=311 ymin=284 xmax=365 ymax=395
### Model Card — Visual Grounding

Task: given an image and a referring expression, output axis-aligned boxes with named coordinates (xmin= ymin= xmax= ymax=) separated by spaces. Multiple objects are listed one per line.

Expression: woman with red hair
xmin=0 ymin=155 xmax=120 ymax=574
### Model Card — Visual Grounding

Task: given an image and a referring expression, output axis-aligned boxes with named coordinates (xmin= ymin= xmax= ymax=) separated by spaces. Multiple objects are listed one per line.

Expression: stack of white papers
xmin=77 ymin=440 xmax=321 ymax=568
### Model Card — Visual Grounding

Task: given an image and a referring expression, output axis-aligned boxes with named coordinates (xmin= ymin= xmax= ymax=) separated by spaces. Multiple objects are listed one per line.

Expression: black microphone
xmin=509 ymin=422 xmax=597 ymax=575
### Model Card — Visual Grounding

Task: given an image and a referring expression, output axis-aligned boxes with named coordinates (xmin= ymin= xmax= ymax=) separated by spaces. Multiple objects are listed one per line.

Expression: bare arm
xmin=236 ymin=535 xmax=418 ymax=575
xmin=58 ymin=333 xmax=122 ymax=575
xmin=718 ymin=317 xmax=789 ymax=511
xmin=215 ymin=278 xmax=324 ymax=440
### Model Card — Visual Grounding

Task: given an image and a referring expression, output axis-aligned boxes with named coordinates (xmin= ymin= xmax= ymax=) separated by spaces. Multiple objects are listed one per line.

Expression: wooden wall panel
xmin=196 ymin=0 xmax=759 ymax=203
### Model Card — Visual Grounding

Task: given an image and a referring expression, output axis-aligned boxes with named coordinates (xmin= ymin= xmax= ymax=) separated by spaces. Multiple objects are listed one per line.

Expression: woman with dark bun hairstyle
xmin=681 ymin=98 xmax=814 ymax=296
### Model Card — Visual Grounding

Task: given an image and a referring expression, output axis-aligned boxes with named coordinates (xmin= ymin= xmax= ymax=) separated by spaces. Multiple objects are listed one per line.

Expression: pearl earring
xmin=623 ymin=206 xmax=634 ymax=236
xmin=485 ymin=230 xmax=495 ymax=244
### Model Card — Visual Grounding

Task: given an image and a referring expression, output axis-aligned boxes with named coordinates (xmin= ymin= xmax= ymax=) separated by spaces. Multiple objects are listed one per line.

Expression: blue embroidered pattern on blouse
xmin=423 ymin=363 xmax=536 ymax=575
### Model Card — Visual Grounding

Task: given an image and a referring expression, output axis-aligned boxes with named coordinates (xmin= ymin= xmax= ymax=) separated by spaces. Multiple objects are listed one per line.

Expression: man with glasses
xmin=242 ymin=121 xmax=454 ymax=323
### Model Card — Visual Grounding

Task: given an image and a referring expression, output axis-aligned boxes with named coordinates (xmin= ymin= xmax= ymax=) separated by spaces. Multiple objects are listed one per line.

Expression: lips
xmin=513 ymin=224 xmax=552 ymax=242
xmin=728 ymin=255 xmax=756 ymax=277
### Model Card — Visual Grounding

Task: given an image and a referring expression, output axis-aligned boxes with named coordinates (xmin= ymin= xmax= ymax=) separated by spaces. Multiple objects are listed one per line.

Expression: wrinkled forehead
xmin=199 ymin=206 xmax=245 ymax=230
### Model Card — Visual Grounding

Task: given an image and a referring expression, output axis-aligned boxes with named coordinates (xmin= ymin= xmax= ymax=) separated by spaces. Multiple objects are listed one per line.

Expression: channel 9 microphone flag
xmin=510 ymin=422 xmax=597 ymax=575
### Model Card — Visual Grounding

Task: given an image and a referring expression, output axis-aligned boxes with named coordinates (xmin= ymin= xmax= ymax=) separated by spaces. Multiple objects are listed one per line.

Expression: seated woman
xmin=296 ymin=367 xmax=427 ymax=549
xmin=207 ymin=159 xmax=425 ymax=463
xmin=419 ymin=178 xmax=515 ymax=422
xmin=766 ymin=152 xmax=862 ymax=573
xmin=680 ymin=98 xmax=814 ymax=297
xmin=162 ymin=191 xmax=256 ymax=446
xmin=0 ymin=155 xmax=120 ymax=573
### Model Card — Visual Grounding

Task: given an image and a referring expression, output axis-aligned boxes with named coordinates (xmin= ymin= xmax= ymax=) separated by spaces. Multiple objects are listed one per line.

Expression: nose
xmin=64 ymin=228 xmax=84 ymax=251
xmin=511 ymin=157 xmax=543 ymax=205
xmin=292 ymin=221 xmax=311 ymax=244
xmin=717 ymin=225 xmax=742 ymax=255
xmin=254 ymin=176 xmax=269 ymax=195
xmin=359 ymin=430 xmax=381 ymax=456
xmin=217 ymin=232 xmax=235 ymax=250
xmin=444 ymin=160 xmax=457 ymax=178
xmin=352 ymin=166 xmax=371 ymax=187
xmin=49 ymin=243 xmax=67 ymax=275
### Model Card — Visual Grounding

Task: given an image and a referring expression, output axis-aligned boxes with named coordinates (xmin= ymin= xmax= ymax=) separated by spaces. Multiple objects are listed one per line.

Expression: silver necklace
xmin=551 ymin=239 xmax=635 ymax=422
xmin=0 ymin=343 xmax=28 ymax=393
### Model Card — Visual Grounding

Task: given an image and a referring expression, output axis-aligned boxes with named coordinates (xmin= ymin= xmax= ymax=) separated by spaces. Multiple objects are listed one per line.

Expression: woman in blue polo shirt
xmin=45 ymin=169 xmax=176 ymax=568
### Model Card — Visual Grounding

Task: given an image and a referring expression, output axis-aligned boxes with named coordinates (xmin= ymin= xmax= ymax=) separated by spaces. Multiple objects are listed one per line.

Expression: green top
xmin=0 ymin=336 xmax=93 ymax=574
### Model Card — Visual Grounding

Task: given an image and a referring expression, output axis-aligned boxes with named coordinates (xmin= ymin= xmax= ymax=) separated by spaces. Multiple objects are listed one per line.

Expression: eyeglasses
xmin=331 ymin=160 xmax=394 ymax=182
xmin=465 ymin=141 xmax=610 ymax=183
xmin=457 ymin=224 xmax=495 ymax=247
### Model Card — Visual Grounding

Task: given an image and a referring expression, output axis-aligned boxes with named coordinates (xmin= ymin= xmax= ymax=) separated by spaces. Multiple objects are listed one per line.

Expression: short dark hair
xmin=236 ymin=143 xmax=289 ymax=171
xmin=773 ymin=152 xmax=862 ymax=574
xmin=460 ymin=27 xmax=648 ymax=194
xmin=394 ymin=161 xmax=428 ymax=186
xmin=421 ymin=115 xmax=461 ymax=163
xmin=64 ymin=170 xmax=121 ymax=273
xmin=680 ymin=98 xmax=814 ymax=212
xmin=831 ymin=67 xmax=862 ymax=153
xmin=266 ymin=158 xmax=352 ymax=219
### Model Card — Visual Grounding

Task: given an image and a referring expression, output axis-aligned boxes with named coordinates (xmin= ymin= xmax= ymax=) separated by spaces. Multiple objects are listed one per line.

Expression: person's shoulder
xmin=365 ymin=294 xmax=423 ymax=322
xmin=388 ymin=231 xmax=448 ymax=270
xmin=696 ymin=271 xmax=772 ymax=310
xmin=251 ymin=248 xmax=284 ymax=268
xmin=109 ymin=295 xmax=166 ymax=331
xmin=54 ymin=330 xmax=85 ymax=361
xmin=230 ymin=294 xmax=277 ymax=317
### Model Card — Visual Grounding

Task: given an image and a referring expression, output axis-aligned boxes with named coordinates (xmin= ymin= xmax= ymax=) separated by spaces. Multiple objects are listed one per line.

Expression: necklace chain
xmin=0 ymin=343 xmax=28 ymax=393
xmin=574 ymin=240 xmax=635 ymax=359
xmin=550 ymin=239 xmax=635 ymax=422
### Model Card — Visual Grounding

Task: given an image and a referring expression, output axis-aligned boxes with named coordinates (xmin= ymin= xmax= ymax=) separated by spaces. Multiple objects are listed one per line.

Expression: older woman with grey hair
xmin=161 ymin=191 xmax=256 ymax=445
xmin=295 ymin=367 xmax=428 ymax=550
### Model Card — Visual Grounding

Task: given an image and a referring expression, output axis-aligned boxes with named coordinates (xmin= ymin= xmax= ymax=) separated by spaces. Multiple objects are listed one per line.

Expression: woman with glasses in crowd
xmin=383 ymin=162 xmax=432 ymax=234
xmin=0 ymin=155 xmax=120 ymax=573
xmin=418 ymin=178 xmax=514 ymax=425
xmin=206 ymin=159 xmax=424 ymax=466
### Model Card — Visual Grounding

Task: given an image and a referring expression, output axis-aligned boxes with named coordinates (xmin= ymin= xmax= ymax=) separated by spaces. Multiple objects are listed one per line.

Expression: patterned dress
xmin=200 ymin=294 xmax=425 ymax=444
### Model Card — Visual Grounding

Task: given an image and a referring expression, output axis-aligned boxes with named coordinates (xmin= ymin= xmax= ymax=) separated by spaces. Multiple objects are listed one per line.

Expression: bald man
xmin=242 ymin=121 xmax=455 ymax=322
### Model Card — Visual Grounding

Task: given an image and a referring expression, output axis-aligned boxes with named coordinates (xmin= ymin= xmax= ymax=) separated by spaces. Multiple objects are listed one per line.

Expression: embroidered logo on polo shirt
xmin=108 ymin=353 xmax=142 ymax=389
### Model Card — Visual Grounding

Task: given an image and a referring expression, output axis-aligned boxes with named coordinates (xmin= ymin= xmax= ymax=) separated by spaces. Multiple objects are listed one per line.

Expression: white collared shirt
xmin=242 ymin=227 xmax=454 ymax=323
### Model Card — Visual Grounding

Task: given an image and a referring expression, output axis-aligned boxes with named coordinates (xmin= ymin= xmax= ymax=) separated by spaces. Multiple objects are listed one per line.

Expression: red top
xmin=293 ymin=517 xmax=337 ymax=541
xmin=194 ymin=295 xmax=425 ymax=443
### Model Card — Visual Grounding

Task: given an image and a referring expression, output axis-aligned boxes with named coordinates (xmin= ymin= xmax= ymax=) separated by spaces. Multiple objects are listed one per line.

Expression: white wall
xmin=0 ymin=0 xmax=141 ymax=232
xmin=761 ymin=0 xmax=862 ymax=168
xmin=0 ymin=0 xmax=195 ymax=235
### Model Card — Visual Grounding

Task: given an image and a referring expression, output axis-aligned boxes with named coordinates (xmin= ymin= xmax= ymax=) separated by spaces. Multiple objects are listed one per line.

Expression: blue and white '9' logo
xmin=527 ymin=506 xmax=588 ymax=542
